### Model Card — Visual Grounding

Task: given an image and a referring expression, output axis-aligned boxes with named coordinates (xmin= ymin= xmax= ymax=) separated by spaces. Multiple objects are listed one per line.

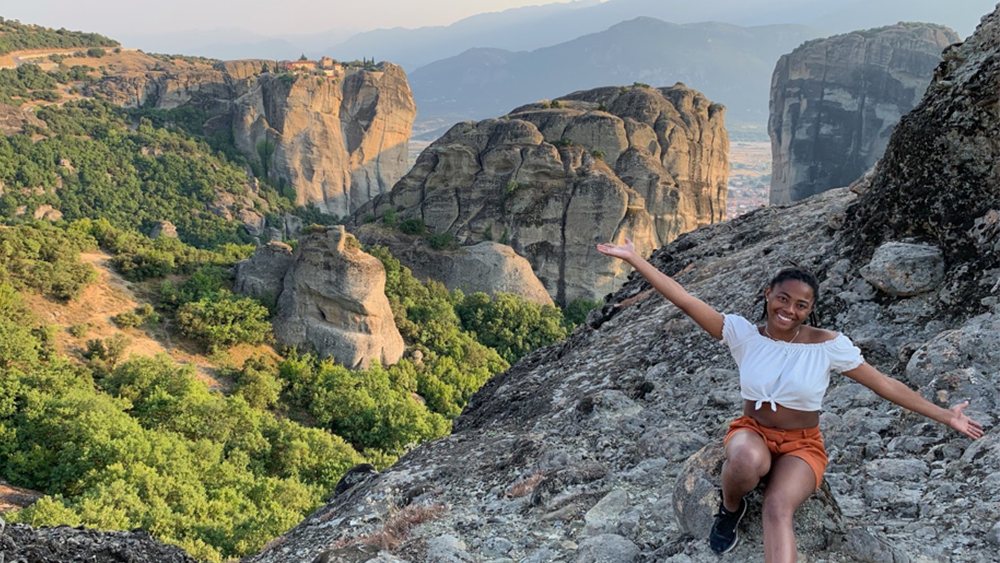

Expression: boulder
xmin=272 ymin=226 xmax=404 ymax=369
xmin=32 ymin=204 xmax=63 ymax=221
xmin=673 ymin=440 xmax=845 ymax=555
xmin=233 ymin=241 xmax=295 ymax=301
xmin=769 ymin=23 xmax=959 ymax=204
xmin=859 ymin=241 xmax=945 ymax=296
xmin=149 ymin=221 xmax=179 ymax=239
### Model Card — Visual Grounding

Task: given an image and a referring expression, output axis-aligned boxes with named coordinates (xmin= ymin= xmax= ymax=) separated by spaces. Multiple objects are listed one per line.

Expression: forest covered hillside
xmin=0 ymin=17 xmax=594 ymax=561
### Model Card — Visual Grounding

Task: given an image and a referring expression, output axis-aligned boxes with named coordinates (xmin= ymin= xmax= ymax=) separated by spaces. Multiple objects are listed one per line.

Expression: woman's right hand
xmin=597 ymin=237 xmax=636 ymax=261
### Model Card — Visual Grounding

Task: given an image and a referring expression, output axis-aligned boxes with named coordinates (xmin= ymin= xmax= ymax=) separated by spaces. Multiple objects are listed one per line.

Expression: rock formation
xmin=0 ymin=103 xmax=46 ymax=135
xmin=91 ymin=59 xmax=416 ymax=217
xmin=769 ymin=23 xmax=959 ymax=205
xmin=235 ymin=227 xmax=404 ymax=369
xmin=237 ymin=7 xmax=1000 ymax=562
xmin=351 ymin=84 xmax=728 ymax=304
xmin=353 ymin=223 xmax=553 ymax=305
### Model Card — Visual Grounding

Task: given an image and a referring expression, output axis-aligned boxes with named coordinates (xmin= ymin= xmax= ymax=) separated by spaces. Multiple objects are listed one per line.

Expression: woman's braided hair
xmin=758 ymin=266 xmax=821 ymax=326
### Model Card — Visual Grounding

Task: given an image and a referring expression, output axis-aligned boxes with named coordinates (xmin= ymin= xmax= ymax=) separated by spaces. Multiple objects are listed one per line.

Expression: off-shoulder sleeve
xmin=828 ymin=334 xmax=864 ymax=372
xmin=722 ymin=314 xmax=757 ymax=364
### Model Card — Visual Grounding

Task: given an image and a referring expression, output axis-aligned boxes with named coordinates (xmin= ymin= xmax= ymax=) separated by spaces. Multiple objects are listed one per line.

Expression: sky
xmin=0 ymin=0 xmax=587 ymax=37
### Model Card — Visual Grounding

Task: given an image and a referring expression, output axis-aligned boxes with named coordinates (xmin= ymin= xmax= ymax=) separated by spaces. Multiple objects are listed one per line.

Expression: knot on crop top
xmin=721 ymin=314 xmax=864 ymax=412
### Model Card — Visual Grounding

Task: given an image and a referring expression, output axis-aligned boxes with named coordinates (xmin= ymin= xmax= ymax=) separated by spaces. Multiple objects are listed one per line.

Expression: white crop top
xmin=721 ymin=314 xmax=864 ymax=412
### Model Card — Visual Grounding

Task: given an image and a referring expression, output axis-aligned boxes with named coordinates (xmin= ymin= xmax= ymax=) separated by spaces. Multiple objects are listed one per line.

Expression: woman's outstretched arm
xmin=844 ymin=363 xmax=985 ymax=439
xmin=598 ymin=238 xmax=724 ymax=340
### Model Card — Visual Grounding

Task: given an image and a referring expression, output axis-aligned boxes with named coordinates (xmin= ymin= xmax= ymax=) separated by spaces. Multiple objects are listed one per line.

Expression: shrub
xmin=175 ymin=291 xmax=272 ymax=350
xmin=427 ymin=232 xmax=456 ymax=250
xmin=552 ymin=138 xmax=574 ymax=148
xmin=382 ymin=208 xmax=397 ymax=226
xmin=234 ymin=356 xmax=284 ymax=410
xmin=597 ymin=101 xmax=609 ymax=112
xmin=455 ymin=292 xmax=567 ymax=364
xmin=399 ymin=218 xmax=426 ymax=235
xmin=548 ymin=99 xmax=561 ymax=109
xmin=83 ymin=333 xmax=132 ymax=368
xmin=111 ymin=310 xmax=143 ymax=329
xmin=68 ymin=323 xmax=89 ymax=338
xmin=563 ymin=298 xmax=601 ymax=329
xmin=86 ymin=47 xmax=106 ymax=58
xmin=591 ymin=149 xmax=605 ymax=160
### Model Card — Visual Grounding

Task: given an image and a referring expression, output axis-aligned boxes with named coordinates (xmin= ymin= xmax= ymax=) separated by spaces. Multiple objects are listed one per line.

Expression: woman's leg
xmin=761 ymin=456 xmax=816 ymax=563
xmin=721 ymin=430 xmax=771 ymax=511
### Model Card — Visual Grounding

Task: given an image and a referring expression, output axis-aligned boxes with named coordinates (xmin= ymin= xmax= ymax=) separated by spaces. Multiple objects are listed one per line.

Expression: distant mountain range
xmin=328 ymin=0 xmax=993 ymax=69
xmin=407 ymin=18 xmax=827 ymax=130
xmin=110 ymin=0 xmax=993 ymax=66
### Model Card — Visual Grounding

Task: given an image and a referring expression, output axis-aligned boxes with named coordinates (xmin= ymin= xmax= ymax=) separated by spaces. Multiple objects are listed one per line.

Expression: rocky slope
xmin=768 ymin=23 xmax=959 ymax=205
xmin=238 ymin=6 xmax=1000 ymax=563
xmin=351 ymin=84 xmax=728 ymax=305
xmin=0 ymin=520 xmax=198 ymax=563
xmin=92 ymin=58 xmax=416 ymax=216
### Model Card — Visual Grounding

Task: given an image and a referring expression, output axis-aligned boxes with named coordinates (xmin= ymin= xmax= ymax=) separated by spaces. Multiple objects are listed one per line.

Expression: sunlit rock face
xmin=92 ymin=59 xmax=416 ymax=217
xmin=769 ymin=23 xmax=959 ymax=205
xmin=351 ymin=84 xmax=729 ymax=305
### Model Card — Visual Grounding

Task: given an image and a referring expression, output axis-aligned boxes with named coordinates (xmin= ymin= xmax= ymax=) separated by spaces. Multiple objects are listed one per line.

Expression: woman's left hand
xmin=949 ymin=401 xmax=985 ymax=439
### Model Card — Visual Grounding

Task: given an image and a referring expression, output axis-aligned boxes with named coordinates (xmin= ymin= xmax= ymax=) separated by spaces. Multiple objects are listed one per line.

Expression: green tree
xmin=456 ymin=292 xmax=567 ymax=364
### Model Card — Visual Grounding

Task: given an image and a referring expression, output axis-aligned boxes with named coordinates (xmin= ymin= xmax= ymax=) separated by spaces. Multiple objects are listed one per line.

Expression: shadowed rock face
xmin=91 ymin=60 xmax=416 ymax=217
xmin=769 ymin=23 xmax=959 ymax=205
xmin=352 ymin=84 xmax=728 ymax=305
xmin=353 ymin=223 xmax=554 ymax=305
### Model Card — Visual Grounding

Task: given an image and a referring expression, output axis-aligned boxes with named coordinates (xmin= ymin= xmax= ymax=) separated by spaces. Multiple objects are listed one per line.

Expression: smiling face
xmin=764 ymin=279 xmax=816 ymax=331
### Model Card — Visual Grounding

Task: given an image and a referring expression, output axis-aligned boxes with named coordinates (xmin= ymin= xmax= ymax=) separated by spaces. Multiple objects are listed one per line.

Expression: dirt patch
xmin=0 ymin=479 xmax=43 ymax=513
xmin=21 ymin=251 xmax=283 ymax=391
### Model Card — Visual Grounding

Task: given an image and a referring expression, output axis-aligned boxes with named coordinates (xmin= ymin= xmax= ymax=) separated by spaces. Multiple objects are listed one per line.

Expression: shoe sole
xmin=717 ymin=531 xmax=740 ymax=554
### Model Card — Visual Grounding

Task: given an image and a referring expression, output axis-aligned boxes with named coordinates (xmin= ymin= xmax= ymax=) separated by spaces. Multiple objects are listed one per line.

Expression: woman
xmin=596 ymin=238 xmax=984 ymax=562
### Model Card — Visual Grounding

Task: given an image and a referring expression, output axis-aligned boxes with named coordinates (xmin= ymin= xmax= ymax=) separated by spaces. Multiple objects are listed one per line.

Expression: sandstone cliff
xmin=769 ymin=23 xmax=959 ymax=205
xmin=234 ymin=227 xmax=404 ymax=369
xmin=353 ymin=223 xmax=554 ymax=305
xmin=237 ymin=7 xmax=1000 ymax=563
xmin=351 ymin=84 xmax=728 ymax=305
xmin=91 ymin=58 xmax=416 ymax=217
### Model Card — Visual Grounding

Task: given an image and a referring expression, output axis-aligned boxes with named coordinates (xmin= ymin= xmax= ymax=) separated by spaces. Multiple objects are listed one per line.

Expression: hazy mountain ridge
xmin=408 ymin=17 xmax=828 ymax=127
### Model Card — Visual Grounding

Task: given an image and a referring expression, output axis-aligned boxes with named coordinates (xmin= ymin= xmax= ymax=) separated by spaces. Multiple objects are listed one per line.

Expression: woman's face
xmin=764 ymin=279 xmax=815 ymax=329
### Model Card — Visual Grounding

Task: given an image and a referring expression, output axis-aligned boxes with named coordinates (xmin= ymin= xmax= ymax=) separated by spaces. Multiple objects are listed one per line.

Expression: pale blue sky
xmin=1 ymin=0 xmax=586 ymax=36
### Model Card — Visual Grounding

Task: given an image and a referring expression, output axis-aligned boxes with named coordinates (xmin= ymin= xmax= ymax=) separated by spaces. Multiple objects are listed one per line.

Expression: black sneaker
xmin=709 ymin=496 xmax=748 ymax=554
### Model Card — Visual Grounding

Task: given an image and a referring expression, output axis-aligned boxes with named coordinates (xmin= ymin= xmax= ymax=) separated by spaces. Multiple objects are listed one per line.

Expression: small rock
xmin=483 ymin=536 xmax=513 ymax=557
xmin=863 ymin=459 xmax=929 ymax=482
xmin=986 ymin=521 xmax=1000 ymax=546
xmin=424 ymin=535 xmax=474 ymax=563
xmin=573 ymin=534 xmax=639 ymax=563
xmin=583 ymin=489 xmax=628 ymax=535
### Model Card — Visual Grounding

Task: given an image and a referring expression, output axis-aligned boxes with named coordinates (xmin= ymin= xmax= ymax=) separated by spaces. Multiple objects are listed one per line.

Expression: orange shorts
xmin=724 ymin=415 xmax=828 ymax=491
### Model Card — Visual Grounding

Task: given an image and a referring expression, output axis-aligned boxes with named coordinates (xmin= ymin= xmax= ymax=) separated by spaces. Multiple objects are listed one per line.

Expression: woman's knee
xmin=725 ymin=442 xmax=770 ymax=477
xmin=761 ymin=493 xmax=796 ymax=525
